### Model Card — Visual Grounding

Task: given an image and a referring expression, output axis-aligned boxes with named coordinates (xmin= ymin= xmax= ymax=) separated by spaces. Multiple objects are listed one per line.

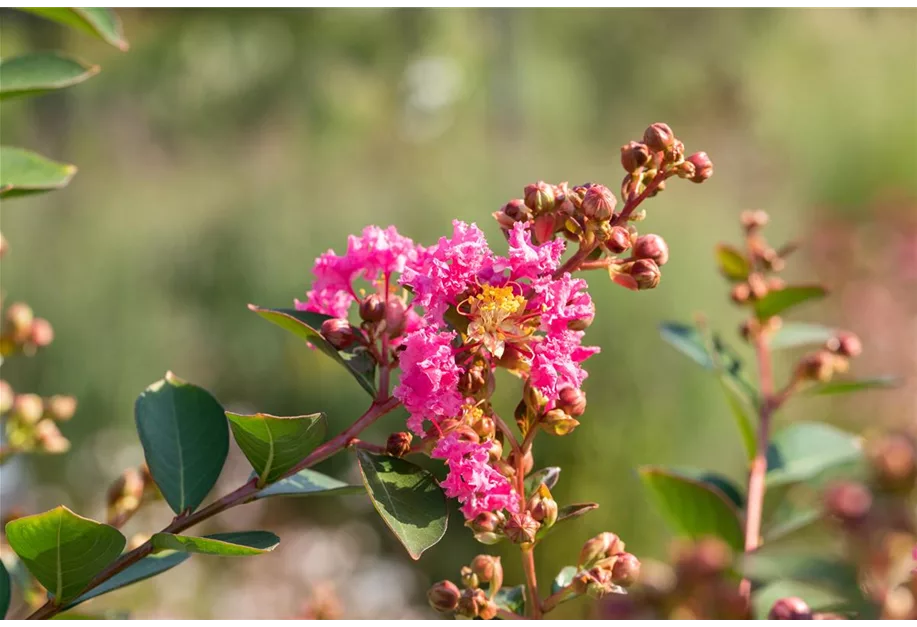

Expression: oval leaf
xmin=524 ymin=467 xmax=561 ymax=497
xmin=20 ymin=8 xmax=129 ymax=51
xmin=769 ymin=322 xmax=836 ymax=350
xmin=766 ymin=422 xmax=862 ymax=488
xmin=355 ymin=450 xmax=447 ymax=560
xmin=248 ymin=305 xmax=376 ymax=398
xmin=0 ymin=560 xmax=9 ymax=619
xmin=0 ymin=53 xmax=99 ymax=101
xmin=754 ymin=285 xmax=827 ymax=321
xmin=715 ymin=244 xmax=750 ymax=281
xmin=64 ymin=551 xmax=190 ymax=610
xmin=134 ymin=372 xmax=229 ymax=515
xmin=638 ymin=466 xmax=744 ymax=550
xmin=806 ymin=376 xmax=899 ymax=396
xmin=0 ymin=145 xmax=76 ymax=198
xmin=493 ymin=584 xmax=525 ymax=615
xmin=4 ymin=506 xmax=126 ymax=604
xmin=227 ymin=412 xmax=326 ymax=486
xmin=254 ymin=468 xmax=363 ymax=499
xmin=659 ymin=322 xmax=713 ymax=369
xmin=150 ymin=531 xmax=278 ymax=556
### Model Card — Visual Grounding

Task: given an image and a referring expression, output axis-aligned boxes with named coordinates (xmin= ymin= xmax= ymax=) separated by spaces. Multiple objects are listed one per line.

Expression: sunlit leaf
xmin=227 ymin=412 xmax=325 ymax=486
xmin=150 ymin=531 xmax=279 ymax=556
xmin=715 ymin=244 xmax=750 ymax=281
xmin=552 ymin=565 xmax=578 ymax=595
xmin=0 ymin=53 xmax=98 ymax=100
xmin=0 ymin=146 xmax=76 ymax=198
xmin=20 ymin=8 xmax=128 ymax=51
xmin=766 ymin=422 xmax=862 ymax=488
xmin=524 ymin=467 xmax=561 ymax=497
xmin=754 ymin=285 xmax=827 ymax=321
xmin=493 ymin=584 xmax=525 ymax=615
xmin=253 ymin=468 xmax=363 ymax=500
xmin=769 ymin=322 xmax=836 ymax=350
xmin=806 ymin=376 xmax=899 ymax=396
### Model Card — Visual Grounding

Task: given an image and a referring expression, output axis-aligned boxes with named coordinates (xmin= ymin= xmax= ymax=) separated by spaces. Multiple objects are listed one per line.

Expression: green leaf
xmin=718 ymin=377 xmax=757 ymax=462
xmin=638 ymin=466 xmax=744 ymax=550
xmin=769 ymin=322 xmax=836 ymax=350
xmin=754 ymin=285 xmax=827 ymax=321
xmin=493 ymin=584 xmax=525 ymax=616
xmin=556 ymin=502 xmax=598 ymax=523
xmin=715 ymin=244 xmax=750 ymax=281
xmin=248 ymin=305 xmax=376 ymax=398
xmin=806 ymin=376 xmax=900 ymax=396
xmin=552 ymin=566 xmax=578 ymax=595
xmin=0 ymin=145 xmax=76 ymax=198
xmin=53 ymin=609 xmax=130 ymax=619
xmin=659 ymin=322 xmax=713 ymax=369
xmin=766 ymin=422 xmax=862 ymax=488
xmin=64 ymin=551 xmax=189 ymax=610
xmin=150 ymin=531 xmax=279 ymax=556
xmin=524 ymin=467 xmax=561 ymax=497
xmin=0 ymin=560 xmax=10 ymax=619
xmin=0 ymin=53 xmax=99 ymax=101
xmin=355 ymin=450 xmax=447 ymax=560
xmin=20 ymin=8 xmax=129 ymax=51
xmin=134 ymin=372 xmax=229 ymax=515
xmin=669 ymin=467 xmax=745 ymax=509
xmin=764 ymin=508 xmax=823 ymax=543
xmin=4 ymin=506 xmax=126 ymax=604
xmin=253 ymin=468 xmax=363 ymax=499
xmin=227 ymin=412 xmax=325 ymax=486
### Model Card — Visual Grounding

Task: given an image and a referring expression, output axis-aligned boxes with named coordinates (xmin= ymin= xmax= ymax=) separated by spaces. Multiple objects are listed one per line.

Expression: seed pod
xmin=504 ymin=511 xmax=539 ymax=545
xmin=581 ymin=185 xmax=617 ymax=221
xmin=524 ymin=181 xmax=556 ymax=213
xmin=629 ymin=259 xmax=661 ymax=290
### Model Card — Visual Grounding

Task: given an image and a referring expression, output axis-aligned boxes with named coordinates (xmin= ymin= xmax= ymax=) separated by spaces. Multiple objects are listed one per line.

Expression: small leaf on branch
xmin=150 ymin=531 xmax=279 ymax=556
xmin=0 ymin=53 xmax=99 ymax=100
xmin=20 ymin=8 xmax=129 ymax=51
xmin=524 ymin=467 xmax=561 ymax=497
xmin=227 ymin=412 xmax=326 ymax=485
xmin=769 ymin=322 xmax=837 ymax=350
xmin=805 ymin=376 xmax=899 ymax=396
xmin=64 ymin=551 xmax=190 ymax=610
xmin=493 ymin=584 xmax=525 ymax=615
xmin=253 ymin=468 xmax=364 ymax=499
xmin=0 ymin=146 xmax=76 ymax=198
xmin=754 ymin=285 xmax=827 ymax=321
xmin=552 ymin=565 xmax=578 ymax=595
xmin=714 ymin=244 xmax=751 ymax=281
xmin=766 ymin=422 xmax=862 ymax=488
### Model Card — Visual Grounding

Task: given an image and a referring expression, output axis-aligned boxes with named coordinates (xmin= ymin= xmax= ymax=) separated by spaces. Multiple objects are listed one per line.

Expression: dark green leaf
xmin=4 ymin=506 xmax=126 ymax=603
xmin=64 ymin=551 xmax=190 ymax=609
xmin=134 ymin=372 xmax=229 ymax=515
xmin=769 ymin=322 xmax=836 ymax=350
xmin=248 ymin=305 xmax=376 ymax=398
xmin=806 ymin=376 xmax=900 ymax=396
xmin=715 ymin=244 xmax=750 ymax=281
xmin=754 ymin=285 xmax=827 ymax=321
xmin=718 ymin=377 xmax=757 ymax=461
xmin=557 ymin=502 xmax=598 ymax=523
xmin=150 ymin=531 xmax=279 ymax=556
xmin=766 ymin=422 xmax=862 ymax=488
xmin=493 ymin=585 xmax=525 ymax=616
xmin=356 ymin=450 xmax=447 ymax=560
xmin=19 ymin=8 xmax=129 ymax=51
xmin=524 ymin=467 xmax=561 ymax=497
xmin=0 ymin=53 xmax=99 ymax=100
xmin=0 ymin=560 xmax=10 ymax=619
xmin=552 ymin=566 xmax=578 ymax=595
xmin=0 ymin=145 xmax=76 ymax=198
xmin=227 ymin=412 xmax=325 ymax=486
xmin=659 ymin=322 xmax=712 ymax=369
xmin=638 ymin=466 xmax=744 ymax=550
xmin=669 ymin=467 xmax=745 ymax=510
xmin=253 ymin=468 xmax=363 ymax=499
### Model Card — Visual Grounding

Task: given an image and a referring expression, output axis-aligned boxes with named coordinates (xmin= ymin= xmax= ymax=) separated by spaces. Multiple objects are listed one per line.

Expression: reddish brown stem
xmin=542 ymin=584 xmax=575 ymax=613
xmin=521 ymin=545 xmax=542 ymax=619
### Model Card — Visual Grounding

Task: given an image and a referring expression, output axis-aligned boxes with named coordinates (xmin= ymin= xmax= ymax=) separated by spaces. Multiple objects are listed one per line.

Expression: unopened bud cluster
xmin=1 ymin=381 xmax=76 ymax=459
xmin=566 ymin=532 xmax=641 ymax=600
xmin=0 ymin=302 xmax=54 ymax=358
xmin=428 ymin=554 xmax=503 ymax=619
xmin=106 ymin=464 xmax=158 ymax=527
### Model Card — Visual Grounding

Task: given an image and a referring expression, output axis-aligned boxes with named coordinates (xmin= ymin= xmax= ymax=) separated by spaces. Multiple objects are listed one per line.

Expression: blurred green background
xmin=1 ymin=7 xmax=915 ymax=619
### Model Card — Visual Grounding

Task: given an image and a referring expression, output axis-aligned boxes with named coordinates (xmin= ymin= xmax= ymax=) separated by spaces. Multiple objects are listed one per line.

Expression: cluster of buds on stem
xmin=106 ymin=464 xmax=159 ymax=528
xmin=428 ymin=554 xmax=504 ymax=619
xmin=1 ymin=381 xmax=76 ymax=460
xmin=562 ymin=532 xmax=641 ymax=600
xmin=516 ymin=382 xmax=586 ymax=437
xmin=0 ymin=302 xmax=54 ymax=358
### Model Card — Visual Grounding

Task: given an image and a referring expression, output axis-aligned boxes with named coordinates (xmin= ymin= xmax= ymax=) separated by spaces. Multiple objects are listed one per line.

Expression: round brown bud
xmin=501 ymin=199 xmax=532 ymax=223
xmin=629 ymin=259 xmax=661 ymax=290
xmin=620 ymin=141 xmax=652 ymax=173
xmin=769 ymin=597 xmax=812 ymax=620
xmin=530 ymin=495 xmax=558 ymax=528
xmin=320 ymin=318 xmax=358 ymax=350
xmin=868 ymin=433 xmax=916 ymax=491
xmin=826 ymin=331 xmax=862 ymax=359
xmin=767 ymin=277 xmax=787 ymax=292
xmin=795 ymin=351 xmax=835 ymax=383
xmin=486 ymin=438 xmax=503 ymax=464
xmin=106 ymin=467 xmax=146 ymax=525
xmin=606 ymin=226 xmax=632 ymax=254
xmin=823 ymin=480 xmax=872 ymax=523
xmin=685 ymin=152 xmax=713 ymax=183
xmin=747 ymin=273 xmax=769 ymax=300
xmin=427 ymin=580 xmax=461 ymax=613
xmin=468 ymin=511 xmax=501 ymax=535
xmin=358 ymin=294 xmax=385 ymax=323
xmin=384 ymin=297 xmax=407 ymax=337
xmin=30 ymin=318 xmax=54 ymax=347
xmin=524 ymin=181 xmax=556 ymax=213
xmin=0 ymin=232 xmax=7 ymax=258
xmin=740 ymin=210 xmax=770 ymax=232
xmin=46 ymin=395 xmax=77 ymax=422
xmin=0 ymin=380 xmax=13 ymax=414
xmin=731 ymin=283 xmax=751 ymax=304
xmin=675 ymin=537 xmax=732 ymax=580
xmin=13 ymin=393 xmax=44 ymax=425
xmin=581 ymin=185 xmax=617 ymax=221
xmin=504 ymin=511 xmax=539 ymax=545
xmin=471 ymin=415 xmax=496 ymax=440
xmin=557 ymin=386 xmax=587 ymax=417
xmin=385 ymin=431 xmax=413 ymax=458
xmin=456 ymin=587 xmax=488 ymax=618
xmin=540 ymin=408 xmax=580 ymax=436
xmin=458 ymin=362 xmax=488 ymax=396
xmin=739 ymin=319 xmax=760 ymax=342
xmin=633 ymin=234 xmax=670 ymax=266
xmin=471 ymin=555 xmax=502 ymax=584
xmin=643 ymin=122 xmax=675 ymax=152
xmin=611 ymin=553 xmax=641 ymax=587
xmin=579 ymin=532 xmax=625 ymax=567
xmin=663 ymin=139 xmax=685 ymax=165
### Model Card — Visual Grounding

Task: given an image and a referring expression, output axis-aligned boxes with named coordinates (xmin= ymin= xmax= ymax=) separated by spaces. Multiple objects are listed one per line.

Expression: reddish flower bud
xmin=629 ymin=259 xmax=661 ymax=290
xmin=30 ymin=318 xmax=54 ymax=347
xmin=747 ymin=273 xmax=769 ymax=300
xmin=685 ymin=152 xmax=713 ymax=183
xmin=0 ymin=380 xmax=13 ymax=414
xmin=501 ymin=199 xmax=532 ymax=223
xmin=826 ymin=331 xmax=862 ymax=358
xmin=643 ymin=122 xmax=675 ymax=152
xmin=740 ymin=210 xmax=769 ymax=232
xmin=427 ymin=580 xmax=461 ymax=613
xmin=0 ymin=232 xmax=7 ymax=258
xmin=358 ymin=294 xmax=385 ymax=323
xmin=540 ymin=408 xmax=579 ymax=436
xmin=471 ymin=555 xmax=502 ymax=586
xmin=471 ymin=414 xmax=496 ymax=440
xmin=557 ymin=386 xmax=587 ymax=417
xmin=731 ymin=283 xmax=751 ymax=304
xmin=795 ymin=351 xmax=835 ymax=383
xmin=5 ymin=302 xmax=34 ymax=340
xmin=869 ymin=433 xmax=917 ymax=491
xmin=13 ymin=393 xmax=44 ymax=425
xmin=633 ymin=234 xmax=669 ymax=266
xmin=456 ymin=587 xmax=488 ymax=618
xmin=320 ymin=318 xmax=358 ymax=350
xmin=769 ymin=597 xmax=813 ymax=620
xmin=605 ymin=226 xmax=632 ymax=254
xmin=581 ymin=185 xmax=617 ymax=220
xmin=767 ymin=277 xmax=786 ymax=292
xmin=620 ymin=141 xmax=652 ymax=173
xmin=35 ymin=419 xmax=69 ymax=453
xmin=533 ymin=213 xmax=558 ymax=244
xmin=385 ymin=431 xmax=413 ymax=458
xmin=611 ymin=553 xmax=641 ymax=587
xmin=507 ymin=447 xmax=534 ymax=476
xmin=468 ymin=511 xmax=502 ymax=534
xmin=384 ymin=296 xmax=408 ymax=337
xmin=486 ymin=438 xmax=503 ymax=464
xmin=107 ymin=466 xmax=146 ymax=526
xmin=524 ymin=181 xmax=556 ymax=213
xmin=579 ymin=532 xmax=624 ymax=567
xmin=505 ymin=511 xmax=539 ymax=545
xmin=46 ymin=395 xmax=77 ymax=422
xmin=530 ymin=494 xmax=558 ymax=528
xmin=823 ymin=480 xmax=872 ymax=523
xmin=663 ymin=139 xmax=685 ymax=165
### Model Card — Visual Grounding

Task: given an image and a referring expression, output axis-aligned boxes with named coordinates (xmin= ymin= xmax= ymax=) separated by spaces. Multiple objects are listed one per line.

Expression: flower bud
xmin=663 ymin=139 xmax=685 ymax=165
xmin=523 ymin=383 xmax=548 ymax=414
xmin=795 ymin=351 xmax=835 ymax=383
xmin=501 ymin=199 xmax=532 ymax=223
xmin=13 ymin=393 xmax=44 ymax=425
xmin=826 ymin=331 xmax=862 ymax=358
xmin=579 ymin=532 xmax=624 ymax=567
xmin=427 ymin=580 xmax=461 ymax=613
xmin=739 ymin=319 xmax=760 ymax=342
xmin=320 ymin=318 xmax=358 ymax=350
xmin=731 ymin=283 xmax=751 ymax=304
xmin=869 ymin=433 xmax=917 ymax=491
xmin=504 ymin=511 xmax=539 ymax=545
xmin=676 ymin=159 xmax=696 ymax=180
xmin=46 ymin=395 xmax=77 ymax=422
xmin=5 ymin=302 xmax=34 ymax=339
xmin=524 ymin=181 xmax=555 ymax=213
xmin=557 ymin=386 xmax=587 ymax=417
xmin=486 ymin=438 xmax=503 ymax=464
xmin=35 ymin=419 xmax=69 ymax=453
xmin=643 ymin=122 xmax=675 ymax=152
xmin=747 ymin=273 xmax=769 ymax=300
xmin=0 ymin=380 xmax=13 ymax=414
xmin=456 ymin=588 xmax=487 ymax=618
xmin=384 ymin=297 xmax=407 ymax=338
xmin=767 ymin=277 xmax=786 ymax=292
xmin=605 ymin=226 xmax=632 ymax=254
xmin=740 ymin=210 xmax=769 ymax=232
xmin=358 ymin=294 xmax=385 ymax=323
xmin=507 ymin=448 xmax=534 ymax=476
xmin=471 ymin=555 xmax=502 ymax=586
xmin=823 ymin=480 xmax=872 ymax=523
xmin=30 ymin=318 xmax=54 ymax=347
xmin=533 ymin=213 xmax=557 ymax=244
xmin=471 ymin=415 xmax=496 ymax=440
xmin=620 ymin=142 xmax=652 ymax=173
xmin=530 ymin=494 xmax=558 ymax=528
xmin=633 ymin=234 xmax=669 ymax=266
xmin=458 ymin=362 xmax=488 ymax=396
xmin=581 ymin=185 xmax=617 ymax=220
xmin=674 ymin=537 xmax=732 ymax=580
xmin=385 ymin=431 xmax=413 ymax=458
xmin=460 ymin=565 xmax=479 ymax=589
xmin=611 ymin=553 xmax=641 ymax=587
xmin=685 ymin=152 xmax=713 ymax=183
xmin=768 ymin=597 xmax=812 ymax=620
xmin=540 ymin=408 xmax=580 ymax=436
xmin=629 ymin=259 xmax=661 ymax=290
xmin=479 ymin=600 xmax=498 ymax=621
xmin=466 ymin=511 xmax=503 ymax=545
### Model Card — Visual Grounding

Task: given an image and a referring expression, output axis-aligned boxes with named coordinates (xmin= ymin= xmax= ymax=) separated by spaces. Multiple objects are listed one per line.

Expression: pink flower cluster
xmin=432 ymin=434 xmax=519 ymax=519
